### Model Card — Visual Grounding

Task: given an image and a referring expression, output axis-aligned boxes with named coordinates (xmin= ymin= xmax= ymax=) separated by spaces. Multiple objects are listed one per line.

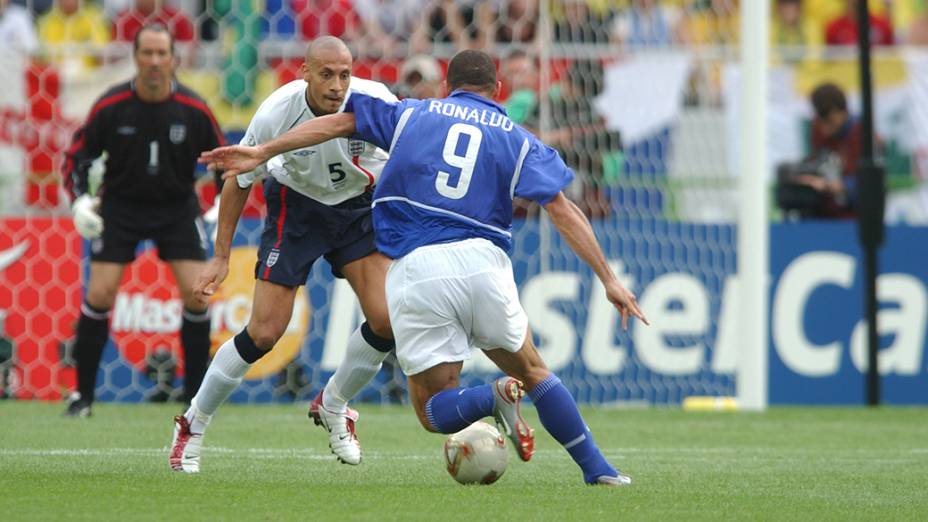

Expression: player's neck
xmin=136 ymin=82 xmax=173 ymax=103
xmin=304 ymin=91 xmax=334 ymax=117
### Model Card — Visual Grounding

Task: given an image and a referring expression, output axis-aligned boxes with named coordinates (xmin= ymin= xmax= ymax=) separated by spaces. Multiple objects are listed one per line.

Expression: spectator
xmin=683 ymin=0 xmax=739 ymax=46
xmin=782 ymin=82 xmax=876 ymax=219
xmin=500 ymin=49 xmax=539 ymax=129
xmin=37 ymin=0 xmax=110 ymax=70
xmin=114 ymin=0 xmax=195 ymax=42
xmin=0 ymin=0 xmax=39 ymax=54
xmin=906 ymin=1 xmax=928 ymax=45
xmin=292 ymin=0 xmax=362 ymax=42
xmin=352 ymin=0 xmax=426 ymax=56
xmin=398 ymin=54 xmax=442 ymax=99
xmin=413 ymin=0 xmax=478 ymax=52
xmin=493 ymin=0 xmax=537 ymax=45
xmin=824 ymin=0 xmax=893 ymax=46
xmin=552 ymin=0 xmax=611 ymax=44
xmin=545 ymin=60 xmax=620 ymax=217
xmin=611 ymin=0 xmax=685 ymax=47
xmin=772 ymin=0 xmax=822 ymax=48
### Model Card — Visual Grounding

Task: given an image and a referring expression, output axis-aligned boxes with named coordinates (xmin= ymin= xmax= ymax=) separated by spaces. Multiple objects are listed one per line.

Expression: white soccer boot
xmin=169 ymin=415 xmax=203 ymax=473
xmin=308 ymin=391 xmax=362 ymax=465
xmin=491 ymin=377 xmax=535 ymax=462
xmin=594 ymin=472 xmax=633 ymax=487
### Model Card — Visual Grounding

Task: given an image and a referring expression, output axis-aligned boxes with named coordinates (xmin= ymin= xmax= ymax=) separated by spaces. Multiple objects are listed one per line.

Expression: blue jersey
xmin=346 ymin=90 xmax=574 ymax=259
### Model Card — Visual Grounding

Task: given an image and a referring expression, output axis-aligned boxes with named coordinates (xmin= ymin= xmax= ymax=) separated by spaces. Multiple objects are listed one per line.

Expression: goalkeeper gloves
xmin=203 ymin=195 xmax=220 ymax=243
xmin=71 ymin=194 xmax=103 ymax=239
xmin=203 ymin=194 xmax=220 ymax=224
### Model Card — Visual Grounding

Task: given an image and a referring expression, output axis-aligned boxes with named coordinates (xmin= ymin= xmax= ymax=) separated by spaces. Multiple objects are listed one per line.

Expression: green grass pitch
xmin=2 ymin=401 xmax=926 ymax=521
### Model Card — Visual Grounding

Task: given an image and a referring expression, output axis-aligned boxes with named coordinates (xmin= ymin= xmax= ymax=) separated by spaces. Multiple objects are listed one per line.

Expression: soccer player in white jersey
xmin=169 ymin=37 xmax=397 ymax=472
xmin=202 ymin=50 xmax=649 ymax=486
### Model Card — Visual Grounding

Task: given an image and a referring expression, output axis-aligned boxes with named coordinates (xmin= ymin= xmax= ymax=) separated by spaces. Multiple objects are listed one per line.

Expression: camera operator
xmin=782 ymin=82 xmax=878 ymax=219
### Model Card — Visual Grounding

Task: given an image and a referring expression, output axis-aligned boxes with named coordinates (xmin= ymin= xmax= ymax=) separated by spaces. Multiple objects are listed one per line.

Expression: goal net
xmin=1 ymin=0 xmax=765 ymax=406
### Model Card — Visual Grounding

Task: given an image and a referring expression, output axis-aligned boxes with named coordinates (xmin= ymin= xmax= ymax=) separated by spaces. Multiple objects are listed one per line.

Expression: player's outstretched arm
xmin=194 ymin=180 xmax=251 ymax=304
xmin=544 ymin=192 xmax=649 ymax=330
xmin=198 ymin=113 xmax=357 ymax=179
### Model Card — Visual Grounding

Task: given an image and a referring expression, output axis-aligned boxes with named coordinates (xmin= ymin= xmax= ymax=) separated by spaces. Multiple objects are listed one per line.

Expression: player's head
xmin=133 ymin=24 xmax=175 ymax=96
xmin=811 ymin=82 xmax=848 ymax=137
xmin=446 ymin=50 xmax=501 ymax=100
xmin=302 ymin=36 xmax=353 ymax=115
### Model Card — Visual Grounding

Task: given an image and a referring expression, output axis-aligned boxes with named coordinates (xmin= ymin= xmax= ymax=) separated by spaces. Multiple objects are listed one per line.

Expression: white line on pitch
xmin=0 ymin=448 xmax=438 ymax=460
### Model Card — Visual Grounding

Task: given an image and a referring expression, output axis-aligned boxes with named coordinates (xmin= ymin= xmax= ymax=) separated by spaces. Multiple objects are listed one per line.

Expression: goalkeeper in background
xmin=61 ymin=23 xmax=224 ymax=417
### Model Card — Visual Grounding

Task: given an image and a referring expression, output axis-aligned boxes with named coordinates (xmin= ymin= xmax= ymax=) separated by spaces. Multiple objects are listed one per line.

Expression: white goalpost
xmin=736 ymin=0 xmax=770 ymax=411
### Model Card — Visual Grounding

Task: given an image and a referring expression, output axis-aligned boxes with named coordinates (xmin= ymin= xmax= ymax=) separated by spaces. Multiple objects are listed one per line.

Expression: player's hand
xmin=194 ymin=257 xmax=230 ymax=305
xmin=199 ymin=145 xmax=265 ymax=179
xmin=604 ymin=280 xmax=649 ymax=331
xmin=71 ymin=194 xmax=103 ymax=239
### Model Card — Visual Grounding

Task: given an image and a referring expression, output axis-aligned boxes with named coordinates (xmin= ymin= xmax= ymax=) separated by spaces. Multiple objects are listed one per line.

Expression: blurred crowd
xmin=5 ymin=1 xmax=928 ymax=64
xmin=3 ymin=0 xmax=928 ymax=216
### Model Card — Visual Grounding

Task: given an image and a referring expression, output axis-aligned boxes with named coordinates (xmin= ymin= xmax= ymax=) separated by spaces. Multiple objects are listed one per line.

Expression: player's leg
xmin=66 ymin=202 xmax=140 ymax=417
xmin=194 ymin=278 xmax=296 ymax=419
xmin=484 ymin=333 xmax=631 ymax=486
xmin=168 ymin=259 xmax=210 ymax=402
xmin=160 ymin=210 xmax=212 ymax=403
xmin=170 ymin=279 xmax=297 ymax=472
xmin=405 ymin=356 xmax=532 ymax=467
xmin=388 ymin=240 xmax=530 ymax=449
xmin=66 ymin=260 xmax=127 ymax=416
xmin=309 ymin=202 xmax=394 ymax=464
xmin=315 ymin=252 xmax=394 ymax=412
xmin=171 ymin=179 xmax=309 ymax=472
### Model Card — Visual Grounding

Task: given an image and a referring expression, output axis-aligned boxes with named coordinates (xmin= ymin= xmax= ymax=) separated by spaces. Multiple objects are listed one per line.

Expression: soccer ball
xmin=443 ymin=421 xmax=509 ymax=485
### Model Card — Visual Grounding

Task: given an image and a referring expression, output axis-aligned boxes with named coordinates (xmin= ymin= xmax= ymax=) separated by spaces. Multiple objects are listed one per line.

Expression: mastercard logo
xmin=208 ymin=246 xmax=310 ymax=380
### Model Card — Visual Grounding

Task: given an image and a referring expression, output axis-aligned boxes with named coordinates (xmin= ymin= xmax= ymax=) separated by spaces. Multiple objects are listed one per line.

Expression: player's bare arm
xmin=199 ymin=113 xmax=358 ymax=178
xmin=194 ymin=180 xmax=252 ymax=303
xmin=544 ymin=192 xmax=649 ymax=330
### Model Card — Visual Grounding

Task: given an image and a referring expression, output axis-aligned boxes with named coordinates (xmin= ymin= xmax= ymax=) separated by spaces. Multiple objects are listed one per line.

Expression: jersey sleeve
xmin=344 ymin=94 xmax=407 ymax=152
xmin=236 ymin=110 xmax=272 ymax=188
xmin=512 ymin=137 xmax=575 ymax=205
xmin=62 ymin=103 xmax=107 ymax=203
xmin=195 ymin=100 xmax=226 ymax=191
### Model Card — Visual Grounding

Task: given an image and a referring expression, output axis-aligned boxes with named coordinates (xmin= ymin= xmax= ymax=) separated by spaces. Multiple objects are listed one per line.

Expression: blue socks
xmin=529 ymin=374 xmax=616 ymax=484
xmin=423 ymin=374 xmax=617 ymax=484
xmin=424 ymin=385 xmax=494 ymax=434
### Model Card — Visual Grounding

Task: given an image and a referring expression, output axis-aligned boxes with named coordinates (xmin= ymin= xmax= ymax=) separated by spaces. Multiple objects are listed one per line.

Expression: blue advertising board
xmin=93 ymin=217 xmax=928 ymax=405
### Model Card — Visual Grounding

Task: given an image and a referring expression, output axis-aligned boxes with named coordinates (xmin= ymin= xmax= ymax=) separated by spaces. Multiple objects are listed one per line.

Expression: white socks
xmin=322 ymin=326 xmax=390 ymax=413
xmin=185 ymin=338 xmax=251 ymax=433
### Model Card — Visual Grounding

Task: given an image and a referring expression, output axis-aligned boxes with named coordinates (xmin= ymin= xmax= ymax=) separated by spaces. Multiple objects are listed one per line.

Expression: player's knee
xmin=365 ymin=314 xmax=393 ymax=340
xmin=505 ymin=358 xmax=550 ymax=391
xmin=84 ymin=287 xmax=118 ymax=310
xmin=182 ymin=299 xmax=208 ymax=315
xmin=243 ymin=322 xmax=285 ymax=351
xmin=520 ymin=366 xmax=552 ymax=391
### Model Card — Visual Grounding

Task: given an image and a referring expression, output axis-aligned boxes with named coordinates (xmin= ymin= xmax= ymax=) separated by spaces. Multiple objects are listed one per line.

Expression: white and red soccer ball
xmin=444 ymin=421 xmax=509 ymax=485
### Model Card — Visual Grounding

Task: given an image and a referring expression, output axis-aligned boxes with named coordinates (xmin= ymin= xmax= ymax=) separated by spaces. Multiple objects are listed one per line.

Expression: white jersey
xmin=237 ymin=77 xmax=396 ymax=205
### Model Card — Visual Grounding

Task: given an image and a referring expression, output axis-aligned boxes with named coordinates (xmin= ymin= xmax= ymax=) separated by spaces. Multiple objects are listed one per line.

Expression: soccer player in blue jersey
xmin=201 ymin=49 xmax=649 ymax=486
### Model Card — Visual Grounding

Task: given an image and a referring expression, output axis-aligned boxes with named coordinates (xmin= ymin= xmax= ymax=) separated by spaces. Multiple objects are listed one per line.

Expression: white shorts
xmin=385 ymin=238 xmax=528 ymax=376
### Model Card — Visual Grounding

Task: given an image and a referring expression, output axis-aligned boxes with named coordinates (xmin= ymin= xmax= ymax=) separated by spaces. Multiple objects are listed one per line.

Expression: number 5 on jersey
xmin=436 ymin=123 xmax=482 ymax=200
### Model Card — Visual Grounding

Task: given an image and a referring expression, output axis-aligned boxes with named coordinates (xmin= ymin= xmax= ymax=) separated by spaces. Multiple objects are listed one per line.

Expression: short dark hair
xmin=447 ymin=50 xmax=497 ymax=93
xmin=133 ymin=23 xmax=175 ymax=56
xmin=811 ymin=82 xmax=847 ymax=119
